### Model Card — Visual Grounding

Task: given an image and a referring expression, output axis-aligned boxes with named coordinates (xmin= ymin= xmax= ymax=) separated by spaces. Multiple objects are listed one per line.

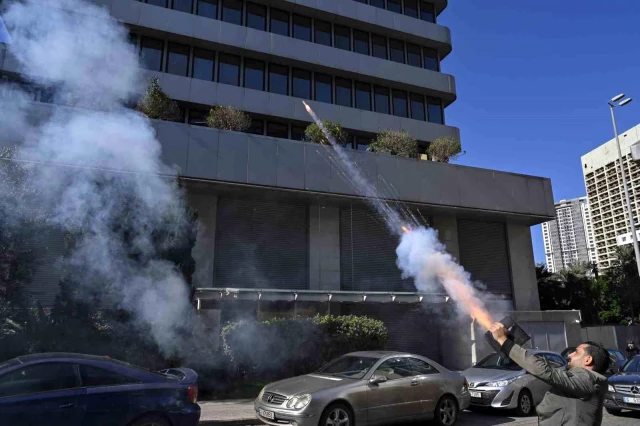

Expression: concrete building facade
xmin=542 ymin=197 xmax=596 ymax=273
xmin=0 ymin=0 xmax=581 ymax=369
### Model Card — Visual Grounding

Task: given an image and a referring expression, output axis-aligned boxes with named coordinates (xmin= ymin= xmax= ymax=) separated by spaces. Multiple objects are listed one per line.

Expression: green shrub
xmin=206 ymin=106 xmax=251 ymax=131
xmin=427 ymin=137 xmax=464 ymax=163
xmin=136 ymin=77 xmax=182 ymax=122
xmin=367 ymin=129 xmax=418 ymax=158
xmin=304 ymin=121 xmax=346 ymax=145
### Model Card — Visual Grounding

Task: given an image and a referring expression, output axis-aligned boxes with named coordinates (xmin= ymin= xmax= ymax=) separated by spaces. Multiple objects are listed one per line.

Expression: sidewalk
xmin=199 ymin=399 xmax=260 ymax=426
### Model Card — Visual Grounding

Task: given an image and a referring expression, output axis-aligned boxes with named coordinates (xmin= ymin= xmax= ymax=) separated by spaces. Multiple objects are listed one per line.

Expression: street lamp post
xmin=608 ymin=94 xmax=640 ymax=275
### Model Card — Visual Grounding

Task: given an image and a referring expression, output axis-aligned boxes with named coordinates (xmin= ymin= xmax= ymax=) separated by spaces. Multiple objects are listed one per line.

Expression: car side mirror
xmin=370 ymin=375 xmax=387 ymax=385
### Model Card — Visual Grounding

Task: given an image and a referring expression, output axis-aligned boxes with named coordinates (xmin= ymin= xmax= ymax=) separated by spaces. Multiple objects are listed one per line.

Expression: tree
xmin=206 ymin=106 xmax=251 ymax=132
xmin=427 ymin=137 xmax=464 ymax=163
xmin=304 ymin=121 xmax=346 ymax=146
xmin=136 ymin=77 xmax=182 ymax=122
xmin=367 ymin=129 xmax=418 ymax=158
xmin=606 ymin=246 xmax=640 ymax=324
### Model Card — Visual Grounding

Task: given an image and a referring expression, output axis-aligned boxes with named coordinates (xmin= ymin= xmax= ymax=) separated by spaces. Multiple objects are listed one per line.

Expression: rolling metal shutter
xmin=24 ymin=227 xmax=67 ymax=307
xmin=214 ymin=198 xmax=308 ymax=289
xmin=457 ymin=220 xmax=512 ymax=295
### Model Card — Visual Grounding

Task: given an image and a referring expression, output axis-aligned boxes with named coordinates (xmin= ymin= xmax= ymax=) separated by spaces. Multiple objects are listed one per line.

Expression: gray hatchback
xmin=254 ymin=351 xmax=470 ymax=426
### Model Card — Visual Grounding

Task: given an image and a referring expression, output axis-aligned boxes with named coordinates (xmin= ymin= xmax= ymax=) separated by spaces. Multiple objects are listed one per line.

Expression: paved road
xmin=456 ymin=408 xmax=640 ymax=425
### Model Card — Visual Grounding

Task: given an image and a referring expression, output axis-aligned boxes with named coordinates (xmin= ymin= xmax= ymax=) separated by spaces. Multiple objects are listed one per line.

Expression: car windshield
xmin=622 ymin=356 xmax=640 ymax=373
xmin=474 ymin=353 xmax=522 ymax=371
xmin=316 ymin=356 xmax=379 ymax=379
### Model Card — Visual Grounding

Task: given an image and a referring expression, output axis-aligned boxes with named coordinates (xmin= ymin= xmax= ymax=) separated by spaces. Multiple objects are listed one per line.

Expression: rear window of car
xmin=80 ymin=365 xmax=140 ymax=387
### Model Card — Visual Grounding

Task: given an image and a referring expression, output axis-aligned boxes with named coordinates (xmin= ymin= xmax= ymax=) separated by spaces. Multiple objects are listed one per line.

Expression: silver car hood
xmin=461 ymin=367 xmax=524 ymax=383
xmin=266 ymin=374 xmax=350 ymax=397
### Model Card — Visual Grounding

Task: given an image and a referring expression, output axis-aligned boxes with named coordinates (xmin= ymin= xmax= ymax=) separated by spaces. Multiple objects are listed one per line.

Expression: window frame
xmin=171 ymin=0 xmax=194 ymax=13
xmin=334 ymin=25 xmax=352 ymax=51
xmin=191 ymin=48 xmax=216 ymax=81
xmin=79 ymin=364 xmax=141 ymax=388
xmin=314 ymin=73 xmax=333 ymax=104
xmin=270 ymin=8 xmax=290 ymax=37
xmin=217 ymin=52 xmax=241 ymax=86
xmin=292 ymin=14 xmax=312 ymax=41
xmin=409 ymin=357 xmax=439 ymax=375
xmin=221 ymin=0 xmax=243 ymax=25
xmin=373 ymin=357 xmax=415 ymax=381
xmin=245 ymin=2 xmax=267 ymax=31
xmin=268 ymin=64 xmax=290 ymax=96
xmin=314 ymin=20 xmax=332 ymax=47
xmin=196 ymin=0 xmax=218 ymax=19
xmin=335 ymin=77 xmax=353 ymax=107
xmin=0 ymin=362 xmax=81 ymax=398
xmin=165 ymin=42 xmax=190 ymax=77
xmin=292 ymin=68 xmax=312 ymax=100
xmin=244 ymin=58 xmax=266 ymax=91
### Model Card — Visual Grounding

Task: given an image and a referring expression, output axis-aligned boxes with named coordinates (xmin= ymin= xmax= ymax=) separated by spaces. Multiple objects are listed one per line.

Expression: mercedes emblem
xmin=267 ymin=394 xmax=274 ymax=403
xmin=632 ymin=386 xmax=640 ymax=395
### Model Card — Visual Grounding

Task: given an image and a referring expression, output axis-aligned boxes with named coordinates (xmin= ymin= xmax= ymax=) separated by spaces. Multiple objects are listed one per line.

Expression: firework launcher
xmin=484 ymin=316 xmax=531 ymax=353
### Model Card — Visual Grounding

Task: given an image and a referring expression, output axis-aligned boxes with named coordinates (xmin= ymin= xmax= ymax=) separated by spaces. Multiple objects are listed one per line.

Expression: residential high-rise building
xmin=582 ymin=124 xmax=640 ymax=268
xmin=542 ymin=197 xmax=596 ymax=272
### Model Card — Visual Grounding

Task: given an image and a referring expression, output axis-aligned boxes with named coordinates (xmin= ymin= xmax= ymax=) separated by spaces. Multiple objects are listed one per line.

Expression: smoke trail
xmin=0 ymin=0 xmax=200 ymax=357
xmin=302 ymin=102 xmax=494 ymax=329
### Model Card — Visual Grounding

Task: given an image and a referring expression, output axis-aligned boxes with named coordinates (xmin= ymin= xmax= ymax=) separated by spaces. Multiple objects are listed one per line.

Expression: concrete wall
xmin=581 ymin=325 xmax=640 ymax=353
xmin=507 ymin=222 xmax=541 ymax=311
xmin=309 ymin=205 xmax=341 ymax=291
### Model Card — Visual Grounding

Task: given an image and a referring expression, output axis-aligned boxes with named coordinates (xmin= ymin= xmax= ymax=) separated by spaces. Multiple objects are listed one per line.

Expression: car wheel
xmin=433 ymin=395 xmax=458 ymax=426
xmin=606 ymin=408 xmax=622 ymax=416
xmin=129 ymin=414 xmax=170 ymax=426
xmin=320 ymin=403 xmax=353 ymax=426
xmin=515 ymin=389 xmax=534 ymax=417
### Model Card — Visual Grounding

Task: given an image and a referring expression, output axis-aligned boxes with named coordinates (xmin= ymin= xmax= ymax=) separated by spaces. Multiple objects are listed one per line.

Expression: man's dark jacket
xmin=502 ymin=339 xmax=608 ymax=426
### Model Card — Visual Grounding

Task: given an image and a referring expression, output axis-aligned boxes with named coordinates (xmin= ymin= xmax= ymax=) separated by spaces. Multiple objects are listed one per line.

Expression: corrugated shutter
xmin=348 ymin=304 xmax=441 ymax=362
xmin=24 ymin=227 xmax=67 ymax=307
xmin=457 ymin=220 xmax=512 ymax=295
xmin=214 ymin=198 xmax=308 ymax=289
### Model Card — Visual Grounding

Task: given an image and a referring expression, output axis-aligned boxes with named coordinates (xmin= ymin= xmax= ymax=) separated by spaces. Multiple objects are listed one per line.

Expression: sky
xmin=438 ymin=0 xmax=640 ymax=264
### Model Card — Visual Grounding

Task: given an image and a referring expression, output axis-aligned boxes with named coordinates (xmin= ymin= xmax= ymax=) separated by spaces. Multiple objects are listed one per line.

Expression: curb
xmin=199 ymin=420 xmax=263 ymax=426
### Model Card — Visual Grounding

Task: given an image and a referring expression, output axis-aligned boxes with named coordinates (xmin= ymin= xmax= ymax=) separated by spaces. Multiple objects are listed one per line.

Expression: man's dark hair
xmin=582 ymin=341 xmax=610 ymax=374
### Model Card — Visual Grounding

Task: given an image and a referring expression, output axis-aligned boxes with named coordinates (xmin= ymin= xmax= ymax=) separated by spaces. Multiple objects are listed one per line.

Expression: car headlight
xmin=257 ymin=387 xmax=266 ymax=400
xmin=608 ymin=385 xmax=615 ymax=393
xmin=487 ymin=376 xmax=521 ymax=387
xmin=286 ymin=394 xmax=312 ymax=410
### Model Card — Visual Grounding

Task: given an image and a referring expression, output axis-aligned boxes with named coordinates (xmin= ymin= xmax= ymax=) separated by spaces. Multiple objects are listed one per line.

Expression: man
xmin=489 ymin=322 xmax=609 ymax=426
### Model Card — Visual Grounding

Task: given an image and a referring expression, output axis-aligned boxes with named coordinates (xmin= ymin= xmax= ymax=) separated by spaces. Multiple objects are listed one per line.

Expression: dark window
xmin=244 ymin=59 xmax=265 ymax=91
xmin=427 ymin=97 xmax=443 ymax=124
xmin=269 ymin=64 xmax=289 ymax=95
xmin=245 ymin=118 xmax=264 ymax=135
xmin=176 ymin=107 xmax=186 ymax=123
xmin=370 ymin=0 xmax=384 ymax=8
xmin=419 ymin=1 xmax=435 ymax=23
xmin=409 ymin=358 xmax=437 ymax=375
xmin=196 ymin=0 xmax=218 ymax=19
xmin=293 ymin=15 xmax=311 ymax=41
xmin=189 ymin=109 xmax=209 ymax=126
xmin=172 ymin=0 xmax=193 ymax=13
xmin=0 ymin=363 xmax=78 ymax=397
xmin=292 ymin=69 xmax=311 ymax=99
xmin=353 ymin=30 xmax=369 ymax=55
xmin=291 ymin=125 xmax=306 ymax=141
xmin=387 ymin=0 xmax=402 ymax=13
xmin=355 ymin=136 xmax=371 ymax=151
xmin=128 ymin=33 xmax=139 ymax=49
xmin=371 ymin=35 xmax=387 ymax=59
xmin=392 ymin=90 xmax=408 ymax=117
xmin=246 ymin=2 xmax=266 ymax=30
xmin=166 ymin=43 xmax=189 ymax=76
xmin=389 ymin=39 xmax=405 ymax=63
xmin=267 ymin=121 xmax=289 ymax=138
xmin=140 ymin=37 xmax=164 ymax=71
xmin=423 ymin=48 xmax=439 ymax=71
xmin=407 ymin=43 xmax=422 ymax=67
xmin=335 ymin=78 xmax=352 ymax=107
xmin=314 ymin=73 xmax=332 ymax=104
xmin=354 ymin=0 xmax=367 ymax=3
xmin=146 ymin=0 xmax=167 ymax=6
xmin=314 ymin=20 xmax=332 ymax=46
xmin=374 ymin=358 xmax=414 ymax=380
xmin=222 ymin=0 xmax=242 ymax=25
xmin=374 ymin=86 xmax=389 ymax=114
xmin=80 ymin=365 xmax=139 ymax=387
xmin=355 ymin=82 xmax=371 ymax=111
xmin=218 ymin=53 xmax=240 ymax=86
xmin=334 ymin=25 xmax=351 ymax=51
xmin=192 ymin=48 xmax=215 ymax=81
xmin=403 ymin=0 xmax=418 ymax=17
xmin=270 ymin=9 xmax=289 ymax=37
xmin=410 ymin=93 xmax=425 ymax=121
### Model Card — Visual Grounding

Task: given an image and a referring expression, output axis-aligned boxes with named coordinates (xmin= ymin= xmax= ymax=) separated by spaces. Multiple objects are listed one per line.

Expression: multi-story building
xmin=0 ymin=0 xmax=583 ymax=368
xmin=542 ymin=197 xmax=596 ymax=272
xmin=582 ymin=124 xmax=640 ymax=269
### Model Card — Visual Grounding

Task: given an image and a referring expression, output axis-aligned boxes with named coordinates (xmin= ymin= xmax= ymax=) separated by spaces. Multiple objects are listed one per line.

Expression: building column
xmin=187 ymin=192 xmax=217 ymax=289
xmin=309 ymin=205 xmax=340 ymax=291
xmin=507 ymin=223 xmax=541 ymax=311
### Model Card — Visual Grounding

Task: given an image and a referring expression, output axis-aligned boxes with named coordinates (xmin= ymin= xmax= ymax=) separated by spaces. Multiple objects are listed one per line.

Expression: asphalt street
xmin=455 ymin=408 xmax=640 ymax=425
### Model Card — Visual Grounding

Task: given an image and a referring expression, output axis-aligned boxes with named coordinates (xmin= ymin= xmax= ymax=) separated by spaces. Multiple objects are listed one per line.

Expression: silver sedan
xmin=254 ymin=351 xmax=471 ymax=426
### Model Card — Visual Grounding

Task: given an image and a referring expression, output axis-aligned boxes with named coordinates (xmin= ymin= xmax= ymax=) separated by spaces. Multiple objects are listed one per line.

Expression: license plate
xmin=259 ymin=409 xmax=275 ymax=420
xmin=470 ymin=391 xmax=482 ymax=398
xmin=623 ymin=397 xmax=640 ymax=405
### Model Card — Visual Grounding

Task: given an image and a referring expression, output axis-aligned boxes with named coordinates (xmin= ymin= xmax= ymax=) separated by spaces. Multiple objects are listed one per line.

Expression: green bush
xmin=427 ymin=137 xmax=464 ymax=163
xmin=221 ymin=315 xmax=387 ymax=381
xmin=206 ymin=106 xmax=251 ymax=131
xmin=367 ymin=129 xmax=418 ymax=158
xmin=136 ymin=77 xmax=182 ymax=122
xmin=304 ymin=121 xmax=346 ymax=145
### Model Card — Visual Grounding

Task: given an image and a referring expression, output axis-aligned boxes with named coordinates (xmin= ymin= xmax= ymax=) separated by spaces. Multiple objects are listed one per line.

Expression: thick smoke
xmin=1 ymin=0 xmax=200 ymax=357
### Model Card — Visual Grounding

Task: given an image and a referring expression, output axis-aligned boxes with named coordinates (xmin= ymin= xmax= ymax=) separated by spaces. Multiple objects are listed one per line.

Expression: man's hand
xmin=489 ymin=322 xmax=509 ymax=346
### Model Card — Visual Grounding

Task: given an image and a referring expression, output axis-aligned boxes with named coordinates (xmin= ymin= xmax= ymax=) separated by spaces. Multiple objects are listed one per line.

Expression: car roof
xmin=13 ymin=353 xmax=111 ymax=364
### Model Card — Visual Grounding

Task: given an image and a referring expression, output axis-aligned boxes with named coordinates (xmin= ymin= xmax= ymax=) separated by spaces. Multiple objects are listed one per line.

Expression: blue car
xmin=0 ymin=353 xmax=200 ymax=426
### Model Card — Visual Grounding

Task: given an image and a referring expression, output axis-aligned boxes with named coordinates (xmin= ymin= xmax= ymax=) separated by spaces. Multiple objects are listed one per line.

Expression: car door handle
xmin=59 ymin=403 xmax=76 ymax=409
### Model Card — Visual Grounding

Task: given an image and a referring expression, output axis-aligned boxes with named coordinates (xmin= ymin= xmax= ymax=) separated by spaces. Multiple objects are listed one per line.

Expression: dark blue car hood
xmin=609 ymin=373 xmax=640 ymax=384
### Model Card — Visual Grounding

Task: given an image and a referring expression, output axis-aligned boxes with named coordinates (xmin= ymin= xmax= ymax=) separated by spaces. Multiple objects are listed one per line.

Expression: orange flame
xmin=401 ymin=226 xmax=409 ymax=233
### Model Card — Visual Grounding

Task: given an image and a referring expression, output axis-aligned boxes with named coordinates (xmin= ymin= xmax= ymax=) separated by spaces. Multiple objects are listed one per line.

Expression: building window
xmin=353 ymin=30 xmax=370 ymax=55
xmin=314 ymin=73 xmax=332 ymax=104
xmin=314 ymin=20 xmax=332 ymax=46
xmin=291 ymin=125 xmax=306 ymax=141
xmin=355 ymin=82 xmax=371 ymax=111
xmin=267 ymin=121 xmax=289 ymax=138
xmin=423 ymin=48 xmax=439 ymax=71
xmin=419 ymin=1 xmax=435 ymax=23
xmin=166 ymin=43 xmax=189 ymax=76
xmin=269 ymin=64 xmax=289 ymax=95
xmin=387 ymin=0 xmax=402 ymax=13
xmin=389 ymin=39 xmax=405 ymax=64
xmin=244 ymin=59 xmax=265 ymax=91
xmin=372 ymin=35 xmax=387 ymax=59
xmin=246 ymin=118 xmax=264 ymax=135
xmin=427 ymin=97 xmax=443 ymax=124
xmin=370 ymin=0 xmax=385 ymax=9
xmin=246 ymin=2 xmax=266 ymax=30
xmin=293 ymin=15 xmax=311 ymax=41
xmin=403 ymin=0 xmax=418 ymax=18
xmin=146 ymin=0 xmax=168 ymax=6
xmin=292 ymin=69 xmax=311 ymax=99
xmin=393 ymin=90 xmax=408 ymax=117
xmin=218 ymin=53 xmax=240 ymax=86
xmin=222 ymin=0 xmax=242 ymax=25
xmin=192 ymin=48 xmax=215 ymax=81
xmin=140 ymin=37 xmax=164 ymax=71
xmin=374 ymin=86 xmax=390 ymax=114
xmin=172 ymin=0 xmax=193 ymax=13
xmin=334 ymin=25 xmax=351 ymax=51
xmin=335 ymin=78 xmax=352 ymax=107
xmin=270 ymin=9 xmax=290 ymax=37
xmin=196 ymin=0 xmax=217 ymax=19
xmin=189 ymin=109 xmax=208 ymax=126
xmin=407 ymin=43 xmax=422 ymax=67
xmin=356 ymin=136 xmax=372 ymax=151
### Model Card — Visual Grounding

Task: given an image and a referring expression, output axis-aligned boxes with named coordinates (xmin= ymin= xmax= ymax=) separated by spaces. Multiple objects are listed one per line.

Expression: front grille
xmin=613 ymin=385 xmax=640 ymax=396
xmin=470 ymin=390 xmax=500 ymax=406
xmin=262 ymin=392 xmax=287 ymax=405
